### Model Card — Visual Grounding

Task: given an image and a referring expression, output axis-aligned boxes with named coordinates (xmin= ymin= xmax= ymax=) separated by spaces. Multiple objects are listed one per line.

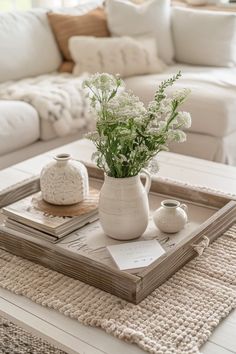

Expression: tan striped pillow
xmin=48 ymin=8 xmax=110 ymax=61
xmin=58 ymin=61 xmax=74 ymax=73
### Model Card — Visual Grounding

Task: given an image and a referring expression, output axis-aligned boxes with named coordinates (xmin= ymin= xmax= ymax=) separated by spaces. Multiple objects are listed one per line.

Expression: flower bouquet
xmin=83 ymin=72 xmax=192 ymax=239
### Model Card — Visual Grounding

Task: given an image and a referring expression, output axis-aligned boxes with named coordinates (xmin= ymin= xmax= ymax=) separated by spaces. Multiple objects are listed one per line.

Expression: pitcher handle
xmin=141 ymin=169 xmax=151 ymax=194
xmin=180 ymin=203 xmax=188 ymax=214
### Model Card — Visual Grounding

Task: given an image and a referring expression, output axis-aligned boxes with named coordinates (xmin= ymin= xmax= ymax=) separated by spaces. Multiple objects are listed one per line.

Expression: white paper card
xmin=107 ymin=240 xmax=165 ymax=271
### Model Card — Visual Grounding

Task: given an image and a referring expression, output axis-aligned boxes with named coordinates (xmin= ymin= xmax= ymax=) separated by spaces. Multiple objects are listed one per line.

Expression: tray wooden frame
xmin=0 ymin=163 xmax=236 ymax=304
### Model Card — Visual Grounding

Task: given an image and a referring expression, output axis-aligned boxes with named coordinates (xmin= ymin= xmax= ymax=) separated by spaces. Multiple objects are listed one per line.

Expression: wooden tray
xmin=0 ymin=163 xmax=236 ymax=304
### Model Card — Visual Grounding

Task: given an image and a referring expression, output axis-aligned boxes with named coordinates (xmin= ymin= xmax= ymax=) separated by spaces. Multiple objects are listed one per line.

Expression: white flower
xmin=91 ymin=150 xmax=100 ymax=161
xmin=148 ymin=157 xmax=159 ymax=174
xmin=134 ymin=116 xmax=146 ymax=124
xmin=136 ymin=145 xmax=149 ymax=154
xmin=160 ymin=98 xmax=172 ymax=115
xmin=148 ymin=98 xmax=172 ymax=120
xmin=147 ymin=127 xmax=160 ymax=135
xmin=83 ymin=73 xmax=121 ymax=93
xmin=107 ymin=91 xmax=146 ymax=121
xmin=167 ymin=129 xmax=186 ymax=143
xmin=177 ymin=111 xmax=192 ymax=129
xmin=85 ymin=131 xmax=99 ymax=142
xmin=158 ymin=121 xmax=168 ymax=131
xmin=173 ymin=88 xmax=191 ymax=102
xmin=83 ymin=71 xmax=191 ymax=178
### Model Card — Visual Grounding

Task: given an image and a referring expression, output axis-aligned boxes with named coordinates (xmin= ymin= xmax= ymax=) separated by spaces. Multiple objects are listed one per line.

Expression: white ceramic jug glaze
xmin=40 ymin=153 xmax=89 ymax=205
xmin=99 ymin=170 xmax=151 ymax=240
xmin=153 ymin=199 xmax=188 ymax=233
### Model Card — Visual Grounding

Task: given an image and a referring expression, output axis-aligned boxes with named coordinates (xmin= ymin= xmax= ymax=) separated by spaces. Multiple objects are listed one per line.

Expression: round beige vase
xmin=40 ymin=153 xmax=89 ymax=205
xmin=99 ymin=170 xmax=151 ymax=240
xmin=153 ymin=199 xmax=188 ymax=233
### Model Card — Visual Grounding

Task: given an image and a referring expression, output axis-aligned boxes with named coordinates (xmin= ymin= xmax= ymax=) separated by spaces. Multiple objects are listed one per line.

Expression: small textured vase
xmin=40 ymin=153 xmax=89 ymax=205
xmin=153 ymin=199 xmax=188 ymax=233
xmin=99 ymin=170 xmax=151 ymax=240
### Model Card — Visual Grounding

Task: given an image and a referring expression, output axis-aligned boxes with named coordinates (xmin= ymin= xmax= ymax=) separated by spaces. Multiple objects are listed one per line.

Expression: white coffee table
xmin=0 ymin=139 xmax=235 ymax=354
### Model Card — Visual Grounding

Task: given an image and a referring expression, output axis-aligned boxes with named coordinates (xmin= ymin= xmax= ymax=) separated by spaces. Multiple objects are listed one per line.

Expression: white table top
xmin=0 ymin=139 xmax=236 ymax=354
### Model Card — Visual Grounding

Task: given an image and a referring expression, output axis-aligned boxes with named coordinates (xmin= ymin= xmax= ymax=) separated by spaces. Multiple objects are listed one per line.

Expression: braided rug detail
xmin=0 ymin=225 xmax=236 ymax=354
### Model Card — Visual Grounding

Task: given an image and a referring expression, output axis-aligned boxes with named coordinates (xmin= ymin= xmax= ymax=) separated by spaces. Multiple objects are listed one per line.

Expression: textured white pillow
xmin=106 ymin=0 xmax=174 ymax=65
xmin=172 ymin=7 xmax=236 ymax=67
xmin=0 ymin=10 xmax=62 ymax=83
xmin=69 ymin=36 xmax=165 ymax=77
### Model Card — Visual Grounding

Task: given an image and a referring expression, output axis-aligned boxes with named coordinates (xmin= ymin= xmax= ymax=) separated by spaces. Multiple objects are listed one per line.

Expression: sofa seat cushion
xmin=125 ymin=64 xmax=236 ymax=138
xmin=169 ymin=130 xmax=236 ymax=166
xmin=0 ymin=101 xmax=40 ymax=156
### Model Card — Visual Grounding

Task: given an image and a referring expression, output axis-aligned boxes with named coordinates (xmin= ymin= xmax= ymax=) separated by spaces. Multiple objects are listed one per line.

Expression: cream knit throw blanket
xmin=0 ymin=74 xmax=93 ymax=137
xmin=0 ymin=225 xmax=236 ymax=354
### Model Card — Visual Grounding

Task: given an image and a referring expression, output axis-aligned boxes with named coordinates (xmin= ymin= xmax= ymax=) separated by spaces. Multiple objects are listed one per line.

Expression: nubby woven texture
xmin=0 ymin=225 xmax=236 ymax=354
xmin=0 ymin=315 xmax=67 ymax=354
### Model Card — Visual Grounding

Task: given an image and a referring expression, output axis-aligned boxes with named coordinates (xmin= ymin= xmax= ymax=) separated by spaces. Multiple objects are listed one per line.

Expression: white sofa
xmin=0 ymin=2 xmax=236 ymax=170
xmin=125 ymin=64 xmax=236 ymax=165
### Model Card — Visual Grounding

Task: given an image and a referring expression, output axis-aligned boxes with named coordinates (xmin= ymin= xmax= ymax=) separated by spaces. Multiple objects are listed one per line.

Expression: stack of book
xmin=1 ymin=190 xmax=99 ymax=243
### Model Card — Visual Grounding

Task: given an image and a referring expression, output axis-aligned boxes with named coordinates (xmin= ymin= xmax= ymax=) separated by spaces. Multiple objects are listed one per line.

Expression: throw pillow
xmin=172 ymin=7 xmax=236 ymax=67
xmin=47 ymin=8 xmax=110 ymax=61
xmin=59 ymin=61 xmax=74 ymax=73
xmin=106 ymin=0 xmax=174 ymax=65
xmin=69 ymin=36 xmax=165 ymax=78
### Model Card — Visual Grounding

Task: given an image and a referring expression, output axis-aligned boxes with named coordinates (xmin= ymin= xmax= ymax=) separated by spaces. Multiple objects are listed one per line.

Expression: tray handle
xmin=192 ymin=235 xmax=210 ymax=256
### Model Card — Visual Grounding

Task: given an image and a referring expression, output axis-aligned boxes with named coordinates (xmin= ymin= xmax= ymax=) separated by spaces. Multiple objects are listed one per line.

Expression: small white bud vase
xmin=153 ymin=199 xmax=188 ymax=233
xmin=40 ymin=153 xmax=89 ymax=205
xmin=99 ymin=170 xmax=151 ymax=240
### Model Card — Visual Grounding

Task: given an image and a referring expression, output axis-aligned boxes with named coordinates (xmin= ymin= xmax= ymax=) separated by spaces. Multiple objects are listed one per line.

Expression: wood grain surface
xmin=0 ymin=162 xmax=235 ymax=303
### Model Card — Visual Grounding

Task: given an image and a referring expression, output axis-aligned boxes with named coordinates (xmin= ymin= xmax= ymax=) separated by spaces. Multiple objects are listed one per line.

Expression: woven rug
xmin=0 ymin=314 xmax=67 ymax=354
xmin=0 ymin=225 xmax=236 ymax=354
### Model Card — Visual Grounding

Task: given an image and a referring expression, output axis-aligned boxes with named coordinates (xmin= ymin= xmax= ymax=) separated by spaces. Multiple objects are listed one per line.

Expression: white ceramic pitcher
xmin=99 ymin=170 xmax=151 ymax=240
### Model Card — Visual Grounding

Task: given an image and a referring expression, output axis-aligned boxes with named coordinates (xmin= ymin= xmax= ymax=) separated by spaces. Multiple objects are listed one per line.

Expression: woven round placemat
xmin=0 ymin=314 xmax=67 ymax=354
xmin=31 ymin=188 xmax=98 ymax=217
xmin=0 ymin=225 xmax=236 ymax=354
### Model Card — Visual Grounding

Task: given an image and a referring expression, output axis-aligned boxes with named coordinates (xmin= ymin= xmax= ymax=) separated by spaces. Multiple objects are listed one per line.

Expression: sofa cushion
xmin=0 ymin=101 xmax=40 ymax=156
xmin=47 ymin=8 xmax=110 ymax=61
xmin=106 ymin=0 xmax=174 ymax=64
xmin=70 ymin=36 xmax=165 ymax=77
xmin=172 ymin=7 xmax=236 ymax=67
xmin=124 ymin=65 xmax=236 ymax=138
xmin=59 ymin=61 xmax=74 ymax=73
xmin=0 ymin=10 xmax=62 ymax=83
